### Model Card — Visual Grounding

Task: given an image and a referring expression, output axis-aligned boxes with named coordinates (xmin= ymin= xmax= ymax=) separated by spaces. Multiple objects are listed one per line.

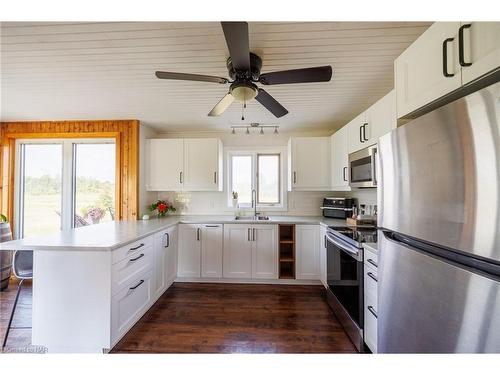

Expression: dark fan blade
xmin=208 ymin=93 xmax=235 ymax=117
xmin=259 ymin=66 xmax=332 ymax=85
xmin=221 ymin=22 xmax=250 ymax=71
xmin=155 ymin=71 xmax=228 ymax=84
xmin=255 ymin=89 xmax=288 ymax=118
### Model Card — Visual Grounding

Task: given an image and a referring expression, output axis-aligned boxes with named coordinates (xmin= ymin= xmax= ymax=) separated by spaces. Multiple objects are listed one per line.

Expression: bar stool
xmin=2 ymin=250 xmax=33 ymax=348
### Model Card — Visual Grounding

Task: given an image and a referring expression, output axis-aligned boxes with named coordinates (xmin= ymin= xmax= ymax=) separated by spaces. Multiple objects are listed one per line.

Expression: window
xmin=16 ymin=139 xmax=116 ymax=238
xmin=228 ymin=151 xmax=284 ymax=209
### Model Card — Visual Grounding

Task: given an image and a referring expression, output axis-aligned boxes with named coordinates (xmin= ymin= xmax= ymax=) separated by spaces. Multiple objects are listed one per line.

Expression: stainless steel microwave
xmin=348 ymin=145 xmax=377 ymax=188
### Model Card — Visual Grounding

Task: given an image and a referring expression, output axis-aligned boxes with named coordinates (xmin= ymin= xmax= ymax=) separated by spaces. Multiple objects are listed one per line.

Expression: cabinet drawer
xmin=363 ymin=246 xmax=378 ymax=269
xmin=111 ymin=270 xmax=154 ymax=344
xmin=112 ymin=236 xmax=154 ymax=265
xmin=112 ymin=245 xmax=154 ymax=295
xmin=364 ymin=291 xmax=378 ymax=353
xmin=364 ymin=265 xmax=378 ymax=306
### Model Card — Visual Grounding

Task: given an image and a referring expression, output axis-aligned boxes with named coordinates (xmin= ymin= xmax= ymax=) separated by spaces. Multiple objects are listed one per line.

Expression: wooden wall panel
xmin=0 ymin=120 xmax=140 ymax=229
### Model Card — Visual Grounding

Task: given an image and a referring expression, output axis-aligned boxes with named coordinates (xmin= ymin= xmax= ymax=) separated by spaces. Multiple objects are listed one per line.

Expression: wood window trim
xmin=0 ymin=120 xmax=140 ymax=233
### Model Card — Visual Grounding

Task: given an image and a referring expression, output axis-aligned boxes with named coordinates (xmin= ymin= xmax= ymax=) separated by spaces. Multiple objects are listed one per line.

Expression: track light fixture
xmin=230 ymin=123 xmax=280 ymax=135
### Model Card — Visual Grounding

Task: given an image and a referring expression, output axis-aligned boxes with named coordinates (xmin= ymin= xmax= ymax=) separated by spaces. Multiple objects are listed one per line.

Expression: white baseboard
xmin=174 ymin=277 xmax=322 ymax=285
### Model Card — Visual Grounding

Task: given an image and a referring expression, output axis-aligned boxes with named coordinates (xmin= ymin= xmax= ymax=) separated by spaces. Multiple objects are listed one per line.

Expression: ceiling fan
xmin=155 ymin=22 xmax=333 ymax=118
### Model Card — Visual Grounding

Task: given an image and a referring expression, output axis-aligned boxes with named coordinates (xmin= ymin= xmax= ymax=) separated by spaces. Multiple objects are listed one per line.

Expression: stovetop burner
xmin=328 ymin=226 xmax=377 ymax=247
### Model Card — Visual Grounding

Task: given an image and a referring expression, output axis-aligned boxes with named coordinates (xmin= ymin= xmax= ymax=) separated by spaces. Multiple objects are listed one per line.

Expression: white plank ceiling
xmin=0 ymin=22 xmax=431 ymax=132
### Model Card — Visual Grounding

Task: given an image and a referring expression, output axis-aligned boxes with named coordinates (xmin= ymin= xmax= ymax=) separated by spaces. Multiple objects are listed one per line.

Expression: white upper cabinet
xmin=146 ymin=139 xmax=184 ymax=191
xmin=460 ymin=22 xmax=500 ymax=85
xmin=251 ymin=225 xmax=278 ymax=279
xmin=296 ymin=225 xmax=320 ymax=280
xmin=331 ymin=125 xmax=350 ymax=191
xmin=364 ymin=90 xmax=396 ymax=144
xmin=288 ymin=137 xmax=331 ymax=191
xmin=395 ymin=22 xmax=500 ymax=118
xmin=183 ymin=139 xmax=223 ymax=191
xmin=395 ymin=22 xmax=461 ymax=118
xmin=347 ymin=111 xmax=368 ymax=154
xmin=146 ymin=138 xmax=223 ymax=192
xmin=177 ymin=224 xmax=201 ymax=278
xmin=223 ymin=224 xmax=253 ymax=278
xmin=200 ymin=224 xmax=223 ymax=278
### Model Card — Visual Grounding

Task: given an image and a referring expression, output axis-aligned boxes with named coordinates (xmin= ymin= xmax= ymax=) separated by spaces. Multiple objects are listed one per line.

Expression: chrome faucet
xmin=251 ymin=189 xmax=259 ymax=218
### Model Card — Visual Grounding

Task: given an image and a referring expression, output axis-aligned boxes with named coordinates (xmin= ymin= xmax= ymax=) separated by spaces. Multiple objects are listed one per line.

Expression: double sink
xmin=234 ymin=215 xmax=270 ymax=221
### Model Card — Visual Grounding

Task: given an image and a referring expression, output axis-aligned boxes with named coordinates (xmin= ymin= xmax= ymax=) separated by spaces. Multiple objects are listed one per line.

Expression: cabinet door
xmin=395 ymin=22 xmax=461 ymax=118
xmin=331 ymin=126 xmax=350 ymax=190
xmin=164 ymin=225 xmax=178 ymax=284
xmin=201 ymin=224 xmax=223 ymax=278
xmin=364 ymin=90 xmax=396 ymax=145
xmin=319 ymin=225 xmax=327 ymax=288
xmin=296 ymin=225 xmax=320 ymax=280
xmin=347 ymin=111 xmax=368 ymax=153
xmin=146 ymin=139 xmax=184 ymax=191
xmin=177 ymin=224 xmax=201 ymax=278
xmin=183 ymin=139 xmax=222 ymax=191
xmin=153 ymin=231 xmax=167 ymax=297
xmin=251 ymin=225 xmax=278 ymax=279
xmin=461 ymin=22 xmax=500 ymax=85
xmin=289 ymin=137 xmax=331 ymax=191
xmin=111 ymin=271 xmax=154 ymax=344
xmin=223 ymin=224 xmax=252 ymax=278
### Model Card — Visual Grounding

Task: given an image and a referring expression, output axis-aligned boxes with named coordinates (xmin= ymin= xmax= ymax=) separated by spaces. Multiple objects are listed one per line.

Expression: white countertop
xmin=0 ymin=215 xmax=351 ymax=252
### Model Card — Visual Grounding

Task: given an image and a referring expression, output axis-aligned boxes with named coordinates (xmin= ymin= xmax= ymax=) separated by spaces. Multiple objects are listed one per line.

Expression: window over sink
xmin=227 ymin=150 xmax=286 ymax=211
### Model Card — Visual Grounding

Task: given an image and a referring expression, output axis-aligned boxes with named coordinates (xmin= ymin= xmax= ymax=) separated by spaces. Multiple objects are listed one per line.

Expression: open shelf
xmin=278 ymin=224 xmax=296 ymax=279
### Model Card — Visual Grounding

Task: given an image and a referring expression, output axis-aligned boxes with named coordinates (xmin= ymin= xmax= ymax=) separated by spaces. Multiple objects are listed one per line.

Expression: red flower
xmin=158 ymin=203 xmax=167 ymax=212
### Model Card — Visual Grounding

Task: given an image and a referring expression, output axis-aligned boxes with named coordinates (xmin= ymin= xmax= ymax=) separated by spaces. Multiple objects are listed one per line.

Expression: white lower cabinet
xmin=177 ymin=224 xmax=202 ymax=278
xmin=153 ymin=225 xmax=178 ymax=298
xmin=363 ymin=246 xmax=378 ymax=353
xmin=296 ymin=225 xmax=320 ymax=280
xmin=223 ymin=224 xmax=253 ymax=278
xmin=201 ymin=224 xmax=223 ymax=278
xmin=252 ymin=224 xmax=278 ymax=279
xmin=111 ymin=270 xmax=154 ymax=344
xmin=319 ymin=225 xmax=327 ymax=288
xmin=223 ymin=224 xmax=278 ymax=279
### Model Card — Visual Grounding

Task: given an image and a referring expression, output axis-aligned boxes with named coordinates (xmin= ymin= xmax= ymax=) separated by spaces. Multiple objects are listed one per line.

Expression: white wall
xmin=139 ymin=125 xmax=159 ymax=217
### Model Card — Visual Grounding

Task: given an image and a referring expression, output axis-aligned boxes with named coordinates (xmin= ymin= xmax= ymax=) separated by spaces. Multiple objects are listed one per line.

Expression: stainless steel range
xmin=325 ymin=226 xmax=377 ymax=351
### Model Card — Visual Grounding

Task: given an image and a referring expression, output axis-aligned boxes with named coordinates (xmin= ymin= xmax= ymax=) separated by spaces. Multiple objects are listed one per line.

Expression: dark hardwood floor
xmin=0 ymin=278 xmax=33 ymax=351
xmin=111 ymin=283 xmax=357 ymax=353
xmin=1 ymin=280 xmax=357 ymax=353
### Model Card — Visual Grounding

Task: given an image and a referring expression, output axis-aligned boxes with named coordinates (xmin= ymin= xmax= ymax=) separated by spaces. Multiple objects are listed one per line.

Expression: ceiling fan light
xmin=230 ymin=82 xmax=258 ymax=103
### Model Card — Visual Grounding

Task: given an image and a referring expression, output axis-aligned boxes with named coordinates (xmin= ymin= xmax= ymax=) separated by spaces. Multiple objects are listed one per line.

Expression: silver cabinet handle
xmin=129 ymin=253 xmax=144 ymax=262
xmin=128 ymin=243 xmax=144 ymax=252
xmin=205 ymin=225 xmax=220 ymax=228
xmin=253 ymin=228 xmax=256 ymax=241
xmin=367 ymin=258 xmax=377 ymax=268
xmin=248 ymin=228 xmax=251 ymax=241
xmin=196 ymin=228 xmax=200 ymax=241
xmin=214 ymin=171 xmax=217 ymax=184
xmin=324 ymin=235 xmax=327 ymax=249
xmin=129 ymin=279 xmax=144 ymax=290
xmin=367 ymin=271 xmax=378 ymax=282
xmin=179 ymin=171 xmax=183 ymax=184
xmin=359 ymin=125 xmax=364 ymax=143
xmin=164 ymin=233 xmax=170 ymax=248
xmin=367 ymin=305 xmax=377 ymax=318
xmin=343 ymin=166 xmax=348 ymax=182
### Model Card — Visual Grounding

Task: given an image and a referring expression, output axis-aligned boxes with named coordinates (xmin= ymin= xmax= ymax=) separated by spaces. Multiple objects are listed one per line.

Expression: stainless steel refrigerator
xmin=377 ymin=80 xmax=500 ymax=353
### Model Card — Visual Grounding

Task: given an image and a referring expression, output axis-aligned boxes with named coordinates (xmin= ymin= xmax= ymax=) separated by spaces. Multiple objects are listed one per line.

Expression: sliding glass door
xmin=18 ymin=144 xmax=63 ymax=238
xmin=16 ymin=139 xmax=116 ymax=238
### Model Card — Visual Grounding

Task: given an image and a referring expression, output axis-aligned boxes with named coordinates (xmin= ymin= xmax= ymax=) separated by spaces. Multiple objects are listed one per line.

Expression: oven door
xmin=326 ymin=232 xmax=364 ymax=328
xmin=349 ymin=145 xmax=377 ymax=188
